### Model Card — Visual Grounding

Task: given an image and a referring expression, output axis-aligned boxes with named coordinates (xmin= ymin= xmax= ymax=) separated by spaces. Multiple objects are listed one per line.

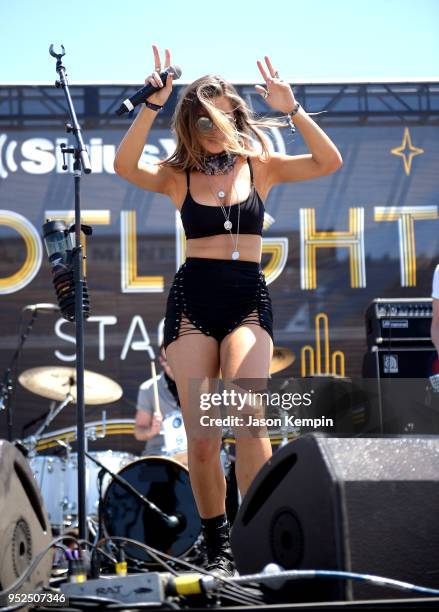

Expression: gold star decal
xmin=391 ymin=128 xmax=424 ymax=176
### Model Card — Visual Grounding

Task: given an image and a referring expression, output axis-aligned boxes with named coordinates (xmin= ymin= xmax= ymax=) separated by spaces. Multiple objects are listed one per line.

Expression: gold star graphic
xmin=391 ymin=127 xmax=424 ymax=176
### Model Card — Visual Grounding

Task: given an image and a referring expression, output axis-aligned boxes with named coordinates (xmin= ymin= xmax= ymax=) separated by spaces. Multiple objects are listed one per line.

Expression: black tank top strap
xmin=247 ymin=156 xmax=254 ymax=186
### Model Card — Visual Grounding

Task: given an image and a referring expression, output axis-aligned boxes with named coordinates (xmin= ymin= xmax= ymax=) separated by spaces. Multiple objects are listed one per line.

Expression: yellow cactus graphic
xmin=301 ymin=313 xmax=345 ymax=377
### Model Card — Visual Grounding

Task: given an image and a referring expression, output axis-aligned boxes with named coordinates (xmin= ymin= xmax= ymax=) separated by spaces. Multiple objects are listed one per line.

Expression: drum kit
xmin=15 ymin=346 xmax=297 ymax=561
xmin=16 ymin=365 xmax=201 ymax=562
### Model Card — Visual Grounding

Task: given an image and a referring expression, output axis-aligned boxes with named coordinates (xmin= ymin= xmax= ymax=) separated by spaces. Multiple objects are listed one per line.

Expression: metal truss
xmin=0 ymin=81 xmax=438 ymax=128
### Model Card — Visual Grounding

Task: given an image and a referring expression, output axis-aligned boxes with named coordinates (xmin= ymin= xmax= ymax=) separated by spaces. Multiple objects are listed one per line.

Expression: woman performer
xmin=114 ymin=45 xmax=343 ymax=576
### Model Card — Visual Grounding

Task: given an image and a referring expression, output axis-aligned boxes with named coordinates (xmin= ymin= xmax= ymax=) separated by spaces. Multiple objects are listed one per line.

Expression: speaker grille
xmin=270 ymin=507 xmax=304 ymax=568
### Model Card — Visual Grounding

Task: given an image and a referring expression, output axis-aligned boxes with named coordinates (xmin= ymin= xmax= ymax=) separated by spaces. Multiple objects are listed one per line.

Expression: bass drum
xmin=101 ymin=456 xmax=201 ymax=560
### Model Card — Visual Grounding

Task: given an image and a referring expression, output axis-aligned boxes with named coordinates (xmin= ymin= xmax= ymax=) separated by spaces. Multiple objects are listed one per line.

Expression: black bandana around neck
xmin=196 ymin=151 xmax=237 ymax=176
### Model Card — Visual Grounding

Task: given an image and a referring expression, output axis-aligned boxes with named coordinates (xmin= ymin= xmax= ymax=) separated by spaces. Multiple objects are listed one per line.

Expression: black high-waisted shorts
xmin=163 ymin=257 xmax=273 ymax=350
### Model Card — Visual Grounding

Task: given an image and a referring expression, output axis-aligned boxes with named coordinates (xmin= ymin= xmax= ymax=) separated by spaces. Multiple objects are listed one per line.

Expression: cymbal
xmin=270 ymin=347 xmax=295 ymax=375
xmin=18 ymin=366 xmax=123 ymax=405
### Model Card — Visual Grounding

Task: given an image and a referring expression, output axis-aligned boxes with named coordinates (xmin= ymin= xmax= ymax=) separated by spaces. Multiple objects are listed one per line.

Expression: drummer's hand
xmin=144 ymin=44 xmax=174 ymax=106
xmin=150 ymin=414 xmax=163 ymax=435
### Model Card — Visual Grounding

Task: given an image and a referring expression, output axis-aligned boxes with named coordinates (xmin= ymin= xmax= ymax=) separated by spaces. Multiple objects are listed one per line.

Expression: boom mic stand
xmin=49 ymin=44 xmax=91 ymax=541
xmin=85 ymin=451 xmax=181 ymax=531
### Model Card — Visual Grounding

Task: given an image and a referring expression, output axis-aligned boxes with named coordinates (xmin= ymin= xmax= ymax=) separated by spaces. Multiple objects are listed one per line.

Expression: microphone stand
xmin=49 ymin=44 xmax=92 ymax=541
xmin=0 ymin=310 xmax=38 ymax=441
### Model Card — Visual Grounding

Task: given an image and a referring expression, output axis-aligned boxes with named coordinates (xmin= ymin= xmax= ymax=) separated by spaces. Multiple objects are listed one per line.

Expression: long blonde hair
xmin=161 ymin=74 xmax=287 ymax=171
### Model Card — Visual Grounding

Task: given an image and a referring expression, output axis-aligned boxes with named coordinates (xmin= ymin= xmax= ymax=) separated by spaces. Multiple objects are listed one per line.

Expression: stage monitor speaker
xmin=0 ymin=440 xmax=52 ymax=598
xmin=231 ymin=434 xmax=439 ymax=602
xmin=362 ymin=346 xmax=439 ymax=433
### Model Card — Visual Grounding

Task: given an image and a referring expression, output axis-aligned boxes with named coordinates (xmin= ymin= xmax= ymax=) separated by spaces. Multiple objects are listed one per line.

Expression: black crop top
xmin=180 ymin=158 xmax=265 ymax=240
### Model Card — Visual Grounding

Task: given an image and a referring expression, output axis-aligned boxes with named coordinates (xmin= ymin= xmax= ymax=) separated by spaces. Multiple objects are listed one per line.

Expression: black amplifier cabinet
xmin=362 ymin=345 xmax=439 ymax=434
xmin=363 ymin=344 xmax=436 ymax=379
xmin=365 ymin=298 xmax=432 ymax=347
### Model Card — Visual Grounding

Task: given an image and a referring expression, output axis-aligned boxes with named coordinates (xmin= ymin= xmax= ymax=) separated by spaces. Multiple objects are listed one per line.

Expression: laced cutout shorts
xmin=163 ymin=257 xmax=273 ymax=350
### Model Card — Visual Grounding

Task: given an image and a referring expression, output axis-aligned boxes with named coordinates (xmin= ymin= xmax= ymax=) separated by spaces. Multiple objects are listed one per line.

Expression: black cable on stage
xmin=98 ymin=536 xmax=185 ymax=576
xmin=213 ymin=586 xmax=264 ymax=606
xmin=149 ymin=546 xmax=264 ymax=601
xmin=77 ymin=538 xmax=117 ymax=564
xmin=0 ymin=532 xmax=263 ymax=609
xmin=98 ymin=536 xmax=264 ymax=605
xmin=23 ymin=532 xmax=439 ymax=608
xmin=20 ymin=531 xmax=439 ymax=607
xmin=28 ymin=533 xmax=439 ymax=608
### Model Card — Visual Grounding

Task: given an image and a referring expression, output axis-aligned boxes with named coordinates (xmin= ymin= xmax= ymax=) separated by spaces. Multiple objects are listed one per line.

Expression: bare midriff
xmin=185 ymin=234 xmax=262 ymax=263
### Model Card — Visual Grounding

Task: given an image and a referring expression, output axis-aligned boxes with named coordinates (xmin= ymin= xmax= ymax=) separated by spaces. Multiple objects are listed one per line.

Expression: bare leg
xmin=220 ymin=323 xmax=274 ymax=497
xmin=165 ymin=322 xmax=224 ymax=518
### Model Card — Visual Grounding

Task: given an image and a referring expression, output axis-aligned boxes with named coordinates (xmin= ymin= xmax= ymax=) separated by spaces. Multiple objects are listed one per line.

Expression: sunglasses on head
xmin=195 ymin=111 xmax=237 ymax=133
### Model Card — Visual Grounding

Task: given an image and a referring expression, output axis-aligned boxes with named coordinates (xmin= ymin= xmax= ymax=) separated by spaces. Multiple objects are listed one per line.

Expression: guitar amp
xmin=365 ymin=298 xmax=432 ymax=347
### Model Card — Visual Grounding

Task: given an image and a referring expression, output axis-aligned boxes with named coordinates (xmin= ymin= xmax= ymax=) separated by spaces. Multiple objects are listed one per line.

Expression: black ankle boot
xmin=201 ymin=514 xmax=235 ymax=577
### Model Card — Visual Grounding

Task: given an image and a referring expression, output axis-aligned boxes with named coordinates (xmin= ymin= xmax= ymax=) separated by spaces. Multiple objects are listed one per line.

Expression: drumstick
xmin=150 ymin=360 xmax=162 ymax=417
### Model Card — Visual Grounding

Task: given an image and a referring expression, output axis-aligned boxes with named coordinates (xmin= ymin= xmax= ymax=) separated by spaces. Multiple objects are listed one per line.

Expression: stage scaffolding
xmin=1 ymin=80 xmax=439 ymax=128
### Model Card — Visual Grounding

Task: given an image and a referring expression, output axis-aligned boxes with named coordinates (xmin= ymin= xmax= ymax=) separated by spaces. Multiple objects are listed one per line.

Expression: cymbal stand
xmin=24 ymin=393 xmax=74 ymax=455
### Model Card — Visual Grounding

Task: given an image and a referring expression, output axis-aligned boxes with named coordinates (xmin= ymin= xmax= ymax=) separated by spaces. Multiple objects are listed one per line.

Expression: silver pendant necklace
xmin=227 ymin=179 xmax=240 ymax=260
xmin=218 ymin=191 xmax=232 ymax=229
xmin=206 ymin=165 xmax=235 ymax=231
xmin=206 ymin=163 xmax=240 ymax=259
xmin=216 ymin=187 xmax=233 ymax=230
xmin=218 ymin=191 xmax=233 ymax=231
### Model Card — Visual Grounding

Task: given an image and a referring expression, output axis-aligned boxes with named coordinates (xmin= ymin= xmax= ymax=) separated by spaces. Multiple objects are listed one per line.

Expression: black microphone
xmin=115 ymin=65 xmax=182 ymax=116
xmin=22 ymin=303 xmax=60 ymax=313
xmin=42 ymin=219 xmax=91 ymax=322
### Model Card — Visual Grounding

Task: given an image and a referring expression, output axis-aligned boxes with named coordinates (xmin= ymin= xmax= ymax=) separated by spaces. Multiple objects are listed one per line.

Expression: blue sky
xmin=0 ymin=0 xmax=438 ymax=84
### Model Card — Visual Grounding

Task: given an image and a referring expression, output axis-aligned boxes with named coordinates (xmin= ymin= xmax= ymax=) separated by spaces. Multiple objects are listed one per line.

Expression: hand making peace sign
xmin=255 ymin=56 xmax=297 ymax=114
xmin=144 ymin=44 xmax=174 ymax=106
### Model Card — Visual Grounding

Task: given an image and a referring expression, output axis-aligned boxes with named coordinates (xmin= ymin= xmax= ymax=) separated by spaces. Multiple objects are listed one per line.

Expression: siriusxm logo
xmin=0 ymin=135 xmax=175 ymax=179
xmin=0 ymin=129 xmax=285 ymax=180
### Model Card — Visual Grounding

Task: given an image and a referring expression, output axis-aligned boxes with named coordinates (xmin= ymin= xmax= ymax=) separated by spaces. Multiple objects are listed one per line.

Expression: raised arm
xmin=255 ymin=56 xmax=343 ymax=188
xmin=113 ymin=45 xmax=177 ymax=198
